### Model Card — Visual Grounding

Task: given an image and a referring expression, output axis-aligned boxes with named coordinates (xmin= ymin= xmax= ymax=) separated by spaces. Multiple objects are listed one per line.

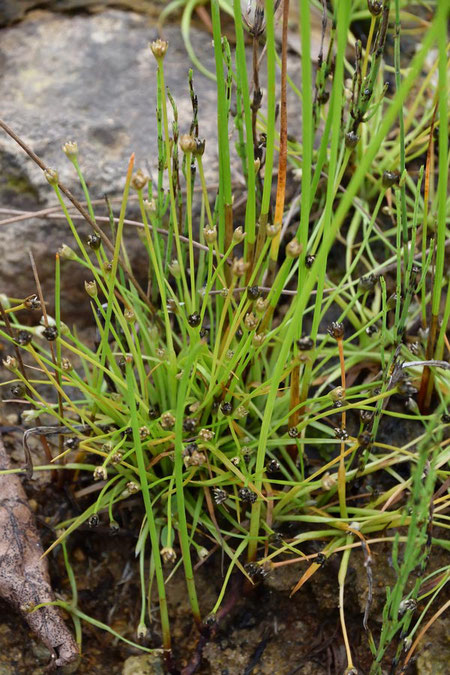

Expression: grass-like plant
xmin=1 ymin=1 xmax=449 ymax=672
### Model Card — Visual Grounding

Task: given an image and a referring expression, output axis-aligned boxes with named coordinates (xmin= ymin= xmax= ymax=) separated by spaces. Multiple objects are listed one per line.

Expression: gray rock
xmin=0 ymin=9 xmax=224 ymax=320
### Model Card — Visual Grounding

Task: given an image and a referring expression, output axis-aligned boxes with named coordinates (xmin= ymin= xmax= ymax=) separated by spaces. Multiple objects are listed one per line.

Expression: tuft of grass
xmin=1 ymin=1 xmax=449 ymax=671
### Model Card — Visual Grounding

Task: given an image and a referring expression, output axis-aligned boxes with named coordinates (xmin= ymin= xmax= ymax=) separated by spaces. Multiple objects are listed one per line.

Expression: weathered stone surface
xmin=0 ymin=9 xmax=222 ymax=320
xmin=0 ymin=7 xmax=310 ymax=323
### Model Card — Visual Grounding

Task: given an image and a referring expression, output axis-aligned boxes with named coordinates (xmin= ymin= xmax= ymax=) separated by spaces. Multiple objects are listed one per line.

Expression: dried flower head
xmin=266 ymin=223 xmax=281 ymax=238
xmin=286 ymin=238 xmax=303 ymax=258
xmin=198 ymin=428 xmax=214 ymax=442
xmin=87 ymin=233 xmax=102 ymax=250
xmin=232 ymin=257 xmax=250 ymax=277
xmin=232 ymin=226 xmax=245 ymax=243
xmin=84 ymin=280 xmax=97 ymax=298
xmin=244 ymin=312 xmax=259 ymax=330
xmin=58 ymin=244 xmax=77 ymax=260
xmin=212 ymin=487 xmax=227 ymax=504
xmin=44 ymin=168 xmax=58 ymax=186
xmin=161 ymin=412 xmax=176 ymax=429
xmin=24 ymin=294 xmax=41 ymax=311
xmin=131 ymin=169 xmax=148 ymax=191
xmin=327 ymin=321 xmax=344 ymax=340
xmin=160 ymin=547 xmax=177 ymax=564
xmin=179 ymin=134 xmax=197 ymax=153
xmin=203 ymin=227 xmax=217 ymax=244
xmin=2 ymin=355 xmax=17 ymax=370
xmin=17 ymin=330 xmax=32 ymax=346
xmin=62 ymin=141 xmax=78 ymax=159
xmin=93 ymin=466 xmax=108 ymax=481
xmin=238 ymin=487 xmax=257 ymax=504
xmin=150 ymin=39 xmax=168 ymax=60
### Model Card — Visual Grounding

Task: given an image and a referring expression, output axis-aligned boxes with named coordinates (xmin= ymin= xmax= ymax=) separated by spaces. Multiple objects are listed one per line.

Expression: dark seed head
xmin=305 ymin=254 xmax=315 ymax=268
xmin=183 ymin=442 xmax=198 ymax=456
xmin=288 ymin=427 xmax=299 ymax=438
xmin=316 ymin=552 xmax=327 ymax=567
xmin=266 ymin=459 xmax=280 ymax=474
xmin=367 ymin=0 xmax=383 ymax=16
xmin=122 ymin=427 xmax=133 ymax=439
xmin=43 ymin=325 xmax=58 ymax=341
xmin=148 ymin=404 xmax=160 ymax=420
xmin=17 ymin=330 xmax=32 ymax=346
xmin=247 ymin=285 xmax=260 ymax=301
xmin=10 ymin=383 xmax=26 ymax=398
xmin=358 ymin=431 xmax=372 ymax=448
xmin=199 ymin=327 xmax=209 ymax=339
xmin=220 ymin=401 xmax=233 ymax=416
xmin=318 ymin=90 xmax=329 ymax=104
xmin=238 ymin=487 xmax=257 ymax=503
xmin=366 ymin=323 xmax=379 ymax=336
xmin=327 ymin=321 xmax=344 ymax=340
xmin=87 ymin=233 xmax=102 ymax=250
xmin=24 ymin=294 xmax=41 ymax=311
xmin=109 ymin=521 xmax=120 ymax=535
xmin=442 ymin=413 xmax=450 ymax=423
xmin=397 ymin=378 xmax=418 ymax=397
xmin=360 ymin=409 xmax=374 ymax=425
xmin=345 ymin=130 xmax=360 ymax=149
xmin=334 ymin=427 xmax=349 ymax=440
xmin=297 ymin=336 xmax=314 ymax=351
xmin=188 ymin=312 xmax=201 ymax=327
xmin=382 ymin=170 xmax=400 ymax=188
xmin=89 ymin=514 xmax=99 ymax=528
xmin=244 ymin=562 xmax=267 ymax=581
xmin=183 ymin=417 xmax=197 ymax=432
xmin=212 ymin=487 xmax=227 ymax=504
xmin=64 ymin=437 xmax=80 ymax=450
xmin=359 ymin=274 xmax=377 ymax=292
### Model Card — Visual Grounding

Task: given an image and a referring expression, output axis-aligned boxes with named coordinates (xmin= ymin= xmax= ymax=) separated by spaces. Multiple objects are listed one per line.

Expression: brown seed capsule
xmin=193 ymin=138 xmax=205 ymax=156
xmin=161 ymin=547 xmax=177 ymax=564
xmin=345 ymin=130 xmax=360 ymax=149
xmin=179 ymin=134 xmax=197 ymax=154
xmin=297 ymin=336 xmax=314 ymax=350
xmin=131 ymin=169 xmax=149 ymax=191
xmin=10 ymin=383 xmax=25 ymax=397
xmin=327 ymin=321 xmax=344 ymax=339
xmin=266 ymin=459 xmax=280 ymax=473
xmin=286 ymin=238 xmax=303 ymax=258
xmin=188 ymin=312 xmax=201 ymax=327
xmin=232 ymin=257 xmax=250 ymax=277
xmin=254 ymin=297 xmax=268 ymax=315
xmin=64 ymin=437 xmax=79 ymax=450
xmin=139 ymin=426 xmax=150 ymax=439
xmin=87 ymin=233 xmax=102 ymax=250
xmin=24 ymin=294 xmax=41 ymax=311
xmin=247 ymin=285 xmax=260 ymax=301
xmin=244 ymin=312 xmax=259 ymax=330
xmin=252 ymin=333 xmax=265 ymax=348
xmin=183 ymin=417 xmax=197 ymax=432
xmin=358 ymin=431 xmax=372 ymax=448
xmin=359 ymin=274 xmax=377 ymax=292
xmin=220 ymin=401 xmax=233 ymax=416
xmin=149 ymin=404 xmax=160 ymax=420
xmin=382 ymin=170 xmax=400 ymax=188
xmin=126 ymin=481 xmax=140 ymax=494
xmin=367 ymin=0 xmax=383 ymax=16
xmin=359 ymin=409 xmax=374 ymax=425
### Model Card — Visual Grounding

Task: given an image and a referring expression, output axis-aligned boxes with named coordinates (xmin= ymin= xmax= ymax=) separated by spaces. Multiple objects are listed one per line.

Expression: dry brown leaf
xmin=0 ymin=436 xmax=79 ymax=670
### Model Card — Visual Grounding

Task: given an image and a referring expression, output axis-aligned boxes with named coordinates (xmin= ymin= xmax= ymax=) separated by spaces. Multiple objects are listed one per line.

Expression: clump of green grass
xmin=1 ymin=1 xmax=449 ymax=672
